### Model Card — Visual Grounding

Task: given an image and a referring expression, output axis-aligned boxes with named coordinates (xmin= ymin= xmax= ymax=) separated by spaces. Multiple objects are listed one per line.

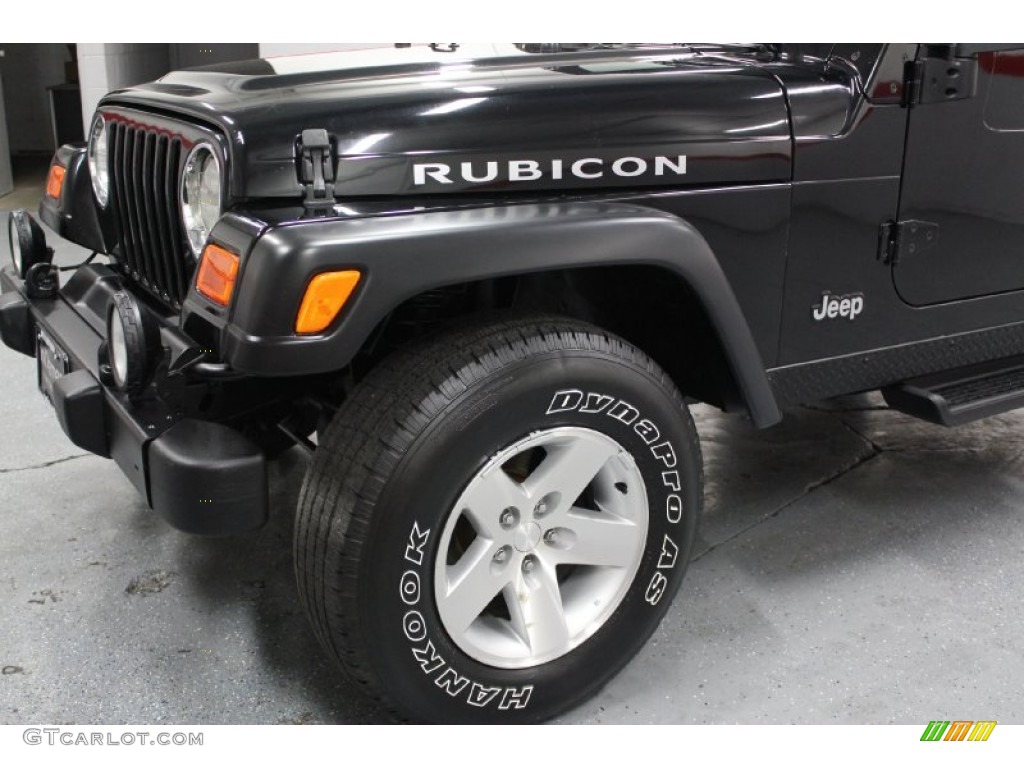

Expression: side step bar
xmin=882 ymin=355 xmax=1024 ymax=426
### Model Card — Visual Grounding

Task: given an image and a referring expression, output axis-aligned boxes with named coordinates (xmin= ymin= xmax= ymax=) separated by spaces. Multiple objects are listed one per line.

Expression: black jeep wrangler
xmin=3 ymin=42 xmax=1022 ymax=723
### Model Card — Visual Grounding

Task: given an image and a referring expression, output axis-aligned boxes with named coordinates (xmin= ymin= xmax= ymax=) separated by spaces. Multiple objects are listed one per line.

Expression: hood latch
xmin=297 ymin=129 xmax=337 ymax=216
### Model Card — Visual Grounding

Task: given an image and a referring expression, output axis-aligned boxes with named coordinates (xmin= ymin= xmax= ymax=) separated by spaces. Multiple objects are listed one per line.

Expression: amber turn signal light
xmin=196 ymin=244 xmax=240 ymax=306
xmin=295 ymin=270 xmax=361 ymax=334
xmin=46 ymin=165 xmax=66 ymax=200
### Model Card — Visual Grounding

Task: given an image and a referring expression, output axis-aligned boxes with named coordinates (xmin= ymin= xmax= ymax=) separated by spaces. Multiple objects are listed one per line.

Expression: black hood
xmin=100 ymin=46 xmax=793 ymax=200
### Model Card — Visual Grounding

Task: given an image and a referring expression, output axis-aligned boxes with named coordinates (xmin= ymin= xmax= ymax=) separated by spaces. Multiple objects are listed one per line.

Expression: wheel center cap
xmin=514 ymin=522 xmax=542 ymax=553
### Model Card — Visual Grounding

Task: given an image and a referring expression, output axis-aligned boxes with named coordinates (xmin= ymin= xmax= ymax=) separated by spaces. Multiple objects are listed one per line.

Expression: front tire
xmin=294 ymin=316 xmax=702 ymax=723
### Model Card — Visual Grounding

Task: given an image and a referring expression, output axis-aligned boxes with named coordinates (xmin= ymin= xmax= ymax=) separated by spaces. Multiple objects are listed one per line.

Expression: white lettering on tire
xmin=467 ymin=683 xmax=502 ymax=707
xmin=405 ymin=522 xmax=430 ymax=566
xmin=657 ymin=535 xmax=679 ymax=570
xmin=546 ymin=390 xmax=584 ymax=414
xmin=403 ymin=610 xmax=427 ymax=642
xmin=400 ymin=570 xmax=421 ymax=605
xmin=666 ymin=494 xmax=683 ymax=524
xmin=646 ymin=572 xmax=668 ymax=605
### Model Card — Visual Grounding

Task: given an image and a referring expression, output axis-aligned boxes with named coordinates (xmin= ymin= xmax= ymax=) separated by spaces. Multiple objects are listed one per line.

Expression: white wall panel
xmin=258 ymin=43 xmax=385 ymax=58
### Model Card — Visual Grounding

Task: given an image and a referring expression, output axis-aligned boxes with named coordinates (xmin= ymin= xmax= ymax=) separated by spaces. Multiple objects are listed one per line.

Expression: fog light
xmin=105 ymin=292 xmax=159 ymax=395
xmin=7 ymin=210 xmax=53 ymax=280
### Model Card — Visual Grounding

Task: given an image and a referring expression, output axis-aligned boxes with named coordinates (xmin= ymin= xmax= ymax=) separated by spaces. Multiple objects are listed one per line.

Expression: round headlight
xmin=108 ymin=307 xmax=129 ymax=388
xmin=87 ymin=114 xmax=109 ymax=207
xmin=181 ymin=143 xmax=223 ymax=257
xmin=8 ymin=215 xmax=24 ymax=275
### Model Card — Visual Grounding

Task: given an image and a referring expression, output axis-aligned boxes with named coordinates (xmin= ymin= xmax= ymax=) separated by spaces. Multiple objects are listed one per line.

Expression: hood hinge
xmin=297 ymin=129 xmax=337 ymax=216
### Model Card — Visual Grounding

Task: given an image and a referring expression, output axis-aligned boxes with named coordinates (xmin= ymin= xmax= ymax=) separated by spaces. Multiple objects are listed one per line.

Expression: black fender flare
xmin=208 ymin=201 xmax=781 ymax=427
xmin=38 ymin=143 xmax=110 ymax=254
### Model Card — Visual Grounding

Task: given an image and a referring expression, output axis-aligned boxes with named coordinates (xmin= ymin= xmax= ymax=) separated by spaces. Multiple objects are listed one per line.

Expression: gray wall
xmin=0 ymin=73 xmax=12 ymax=197
xmin=170 ymin=44 xmax=258 ymax=71
xmin=0 ymin=43 xmax=71 ymax=154
xmin=258 ymin=43 xmax=378 ymax=58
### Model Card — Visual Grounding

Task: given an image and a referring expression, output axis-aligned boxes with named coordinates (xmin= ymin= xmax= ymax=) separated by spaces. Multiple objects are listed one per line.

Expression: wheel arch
xmin=509 ymin=264 xmax=759 ymax=420
xmin=220 ymin=201 xmax=781 ymax=427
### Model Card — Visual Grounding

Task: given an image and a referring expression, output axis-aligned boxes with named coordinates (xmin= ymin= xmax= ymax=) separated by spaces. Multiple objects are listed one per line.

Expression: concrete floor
xmin=0 ymin=156 xmax=48 ymax=211
xmin=1 ymin=210 xmax=1023 ymax=725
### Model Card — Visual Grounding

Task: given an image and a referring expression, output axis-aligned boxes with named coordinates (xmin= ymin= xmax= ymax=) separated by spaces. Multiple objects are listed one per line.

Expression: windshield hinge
xmin=297 ymin=129 xmax=336 ymax=216
xmin=903 ymin=47 xmax=978 ymax=107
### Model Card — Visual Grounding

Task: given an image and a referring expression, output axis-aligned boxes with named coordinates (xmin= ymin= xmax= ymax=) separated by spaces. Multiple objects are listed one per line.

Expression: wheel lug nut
xmin=544 ymin=529 xmax=557 ymax=544
xmin=493 ymin=548 xmax=509 ymax=564
xmin=522 ymin=557 xmax=536 ymax=574
xmin=534 ymin=493 xmax=559 ymax=517
xmin=499 ymin=507 xmax=519 ymax=529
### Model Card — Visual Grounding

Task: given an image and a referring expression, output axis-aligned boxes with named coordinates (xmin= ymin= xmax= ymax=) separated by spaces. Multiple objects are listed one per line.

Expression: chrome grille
xmin=109 ymin=121 xmax=192 ymax=308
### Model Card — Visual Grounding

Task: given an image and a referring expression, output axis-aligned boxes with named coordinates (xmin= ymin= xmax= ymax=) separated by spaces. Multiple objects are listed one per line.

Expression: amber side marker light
xmin=45 ymin=165 xmax=66 ymax=199
xmin=196 ymin=244 xmax=240 ymax=306
xmin=296 ymin=270 xmax=361 ymax=334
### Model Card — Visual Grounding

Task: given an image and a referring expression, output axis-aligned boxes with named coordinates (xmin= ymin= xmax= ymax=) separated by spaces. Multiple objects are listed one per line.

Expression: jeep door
xmin=894 ymin=45 xmax=1024 ymax=306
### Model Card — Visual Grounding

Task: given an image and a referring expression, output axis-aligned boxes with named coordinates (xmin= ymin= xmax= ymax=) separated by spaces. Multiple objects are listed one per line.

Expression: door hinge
xmin=878 ymin=219 xmax=940 ymax=266
xmin=903 ymin=48 xmax=978 ymax=107
xmin=296 ymin=129 xmax=336 ymax=215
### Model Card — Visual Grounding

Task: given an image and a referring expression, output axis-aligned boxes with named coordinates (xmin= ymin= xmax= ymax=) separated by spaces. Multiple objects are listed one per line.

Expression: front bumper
xmin=0 ymin=263 xmax=267 ymax=536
